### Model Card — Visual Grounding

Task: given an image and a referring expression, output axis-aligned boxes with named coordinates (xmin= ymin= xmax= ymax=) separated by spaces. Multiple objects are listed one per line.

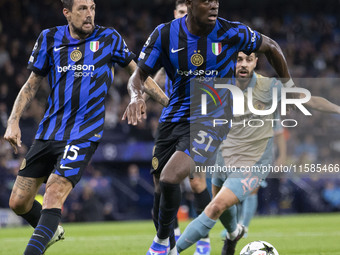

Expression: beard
xmin=70 ymin=22 xmax=94 ymax=38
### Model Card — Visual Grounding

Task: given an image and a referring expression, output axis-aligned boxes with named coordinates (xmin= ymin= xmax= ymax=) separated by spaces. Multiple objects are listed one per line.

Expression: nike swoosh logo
xmin=185 ymin=238 xmax=195 ymax=244
xmin=171 ymin=47 xmax=185 ymax=53
xmin=54 ymin=46 xmax=66 ymax=52
xmin=33 ymin=234 xmax=44 ymax=238
xmin=60 ymin=164 xmax=73 ymax=170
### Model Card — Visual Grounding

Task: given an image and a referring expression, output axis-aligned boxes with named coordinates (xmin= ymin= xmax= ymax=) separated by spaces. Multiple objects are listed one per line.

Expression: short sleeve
xmin=110 ymin=30 xmax=135 ymax=67
xmin=137 ymin=24 xmax=164 ymax=75
xmin=237 ymin=23 xmax=263 ymax=55
xmin=27 ymin=30 xmax=51 ymax=76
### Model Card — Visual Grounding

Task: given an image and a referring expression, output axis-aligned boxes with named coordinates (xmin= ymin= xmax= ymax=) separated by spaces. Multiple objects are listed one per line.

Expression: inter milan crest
xmin=70 ymin=47 xmax=82 ymax=62
xmin=90 ymin=41 xmax=99 ymax=52
xmin=212 ymin=42 xmax=222 ymax=56
xmin=152 ymin=157 xmax=159 ymax=170
xmin=191 ymin=50 xmax=204 ymax=67
xmin=20 ymin=158 xmax=26 ymax=170
xmin=253 ymin=100 xmax=266 ymax=110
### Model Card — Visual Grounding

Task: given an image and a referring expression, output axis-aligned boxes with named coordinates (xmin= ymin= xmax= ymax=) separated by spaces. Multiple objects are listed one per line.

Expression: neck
xmin=236 ymin=80 xmax=250 ymax=91
xmin=185 ymin=16 xmax=214 ymax=36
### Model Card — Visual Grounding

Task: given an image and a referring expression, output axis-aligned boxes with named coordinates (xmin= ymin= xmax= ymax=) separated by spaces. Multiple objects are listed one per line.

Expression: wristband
xmin=283 ymin=78 xmax=295 ymax=88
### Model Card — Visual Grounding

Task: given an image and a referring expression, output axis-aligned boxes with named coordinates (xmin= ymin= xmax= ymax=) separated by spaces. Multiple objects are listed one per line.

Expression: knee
xmin=43 ymin=176 xmax=72 ymax=209
xmin=190 ymin=178 xmax=207 ymax=193
xmin=43 ymin=186 xmax=65 ymax=209
xmin=159 ymin=170 xmax=183 ymax=184
xmin=9 ymin=196 xmax=32 ymax=215
xmin=209 ymin=201 xmax=226 ymax=217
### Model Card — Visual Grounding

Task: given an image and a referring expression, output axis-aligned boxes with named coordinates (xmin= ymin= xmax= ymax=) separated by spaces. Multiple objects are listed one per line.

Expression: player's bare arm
xmin=305 ymin=96 xmax=340 ymax=114
xmin=257 ymin=35 xmax=292 ymax=83
xmin=143 ymin=68 xmax=166 ymax=102
xmin=4 ymin=72 xmax=43 ymax=153
xmin=125 ymin=61 xmax=169 ymax=107
xmin=122 ymin=66 xmax=148 ymax=125
xmin=144 ymin=76 xmax=169 ymax=107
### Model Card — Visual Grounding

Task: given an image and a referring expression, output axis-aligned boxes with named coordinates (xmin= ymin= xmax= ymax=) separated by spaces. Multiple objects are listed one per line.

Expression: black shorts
xmin=151 ymin=121 xmax=229 ymax=174
xmin=151 ymin=122 xmax=190 ymax=174
xmin=18 ymin=139 xmax=98 ymax=187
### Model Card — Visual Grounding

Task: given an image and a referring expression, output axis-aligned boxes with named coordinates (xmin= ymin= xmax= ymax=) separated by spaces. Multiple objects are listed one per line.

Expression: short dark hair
xmin=176 ymin=0 xmax=186 ymax=8
xmin=61 ymin=0 xmax=74 ymax=10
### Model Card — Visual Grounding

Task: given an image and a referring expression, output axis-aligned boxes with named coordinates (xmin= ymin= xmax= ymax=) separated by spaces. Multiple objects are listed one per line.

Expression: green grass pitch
xmin=1 ymin=213 xmax=340 ymax=255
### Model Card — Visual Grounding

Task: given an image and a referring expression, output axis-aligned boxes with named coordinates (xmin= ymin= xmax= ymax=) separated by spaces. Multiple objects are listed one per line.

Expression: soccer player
xmin=149 ymin=1 xmax=212 ymax=254
xmin=220 ymin=120 xmax=286 ymax=240
xmin=3 ymin=1 xmax=164 ymax=254
xmin=180 ymin=51 xmax=340 ymax=255
xmin=123 ymin=0 xmax=296 ymax=254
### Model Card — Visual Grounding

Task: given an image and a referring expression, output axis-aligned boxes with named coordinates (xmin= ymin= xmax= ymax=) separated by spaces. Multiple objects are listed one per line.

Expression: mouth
xmin=237 ymin=70 xmax=249 ymax=78
xmin=83 ymin=21 xmax=93 ymax=29
xmin=208 ymin=13 xmax=218 ymax=21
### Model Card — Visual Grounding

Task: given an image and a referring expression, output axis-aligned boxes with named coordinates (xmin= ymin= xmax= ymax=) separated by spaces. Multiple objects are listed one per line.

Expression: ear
xmin=63 ymin=8 xmax=70 ymax=21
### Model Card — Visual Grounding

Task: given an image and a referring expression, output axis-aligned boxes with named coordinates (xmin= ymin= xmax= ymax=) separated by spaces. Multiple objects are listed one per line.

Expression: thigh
xmin=44 ymin=174 xmax=73 ymax=209
xmin=160 ymin=151 xmax=195 ymax=184
xmin=205 ymin=186 xmax=239 ymax=220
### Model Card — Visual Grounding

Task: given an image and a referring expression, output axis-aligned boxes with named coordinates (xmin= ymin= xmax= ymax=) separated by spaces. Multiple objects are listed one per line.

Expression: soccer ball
xmin=240 ymin=241 xmax=279 ymax=255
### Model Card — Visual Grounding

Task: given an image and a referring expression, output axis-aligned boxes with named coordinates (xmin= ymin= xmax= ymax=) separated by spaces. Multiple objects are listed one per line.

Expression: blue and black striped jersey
xmin=138 ymin=16 xmax=262 ymax=123
xmin=28 ymin=25 xmax=135 ymax=142
xmin=164 ymin=75 xmax=173 ymax=98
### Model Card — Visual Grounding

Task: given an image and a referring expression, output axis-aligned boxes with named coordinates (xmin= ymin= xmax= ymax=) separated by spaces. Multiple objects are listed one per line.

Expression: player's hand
xmin=122 ymin=98 xmax=147 ymax=125
xmin=4 ymin=120 xmax=22 ymax=154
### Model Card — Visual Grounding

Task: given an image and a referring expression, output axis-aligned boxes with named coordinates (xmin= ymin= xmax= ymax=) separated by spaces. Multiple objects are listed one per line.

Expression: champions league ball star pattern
xmin=240 ymin=241 xmax=279 ymax=255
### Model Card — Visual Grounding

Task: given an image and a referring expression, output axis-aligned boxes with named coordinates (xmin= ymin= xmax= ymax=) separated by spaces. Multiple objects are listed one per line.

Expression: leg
xmin=148 ymin=151 xmax=194 ymax=255
xmin=190 ymin=176 xmax=211 ymax=255
xmin=9 ymin=176 xmax=45 ymax=227
xmin=177 ymin=186 xmax=239 ymax=252
xmin=211 ymin=183 xmax=221 ymax=198
xmin=190 ymin=175 xmax=210 ymax=216
xmin=157 ymin=151 xmax=194 ymax=238
xmin=151 ymin=173 xmax=176 ymax=251
xmin=152 ymin=174 xmax=161 ymax=231
xmin=24 ymin=174 xmax=72 ymax=255
xmin=239 ymin=188 xmax=259 ymax=235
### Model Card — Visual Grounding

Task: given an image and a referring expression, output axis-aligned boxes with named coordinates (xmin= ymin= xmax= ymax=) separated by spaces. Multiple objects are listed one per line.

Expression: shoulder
xmin=39 ymin=26 xmax=60 ymax=38
xmin=93 ymin=26 xmax=121 ymax=37
xmin=156 ymin=21 xmax=171 ymax=34
xmin=255 ymin=73 xmax=274 ymax=90
xmin=217 ymin=18 xmax=246 ymax=30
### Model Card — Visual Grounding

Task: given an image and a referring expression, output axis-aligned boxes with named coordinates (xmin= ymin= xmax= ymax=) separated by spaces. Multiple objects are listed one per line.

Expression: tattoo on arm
xmin=8 ymin=72 xmax=43 ymax=123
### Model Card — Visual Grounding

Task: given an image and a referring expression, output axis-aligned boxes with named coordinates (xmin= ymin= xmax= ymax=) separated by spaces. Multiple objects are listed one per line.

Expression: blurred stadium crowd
xmin=1 ymin=0 xmax=340 ymax=223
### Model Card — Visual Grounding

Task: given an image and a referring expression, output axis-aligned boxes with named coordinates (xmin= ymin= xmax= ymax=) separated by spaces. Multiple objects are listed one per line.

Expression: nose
xmin=211 ymin=0 xmax=219 ymax=9
xmin=86 ymin=8 xmax=94 ymax=18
